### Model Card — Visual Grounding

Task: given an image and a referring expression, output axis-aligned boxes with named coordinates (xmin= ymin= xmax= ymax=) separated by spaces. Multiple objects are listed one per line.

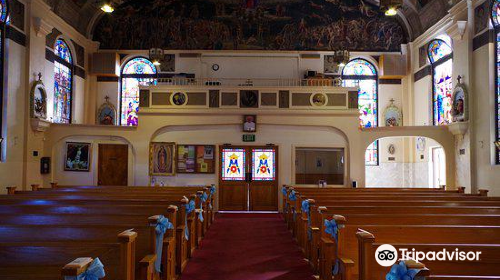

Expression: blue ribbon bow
xmin=81 ymin=258 xmax=105 ymax=280
xmin=154 ymin=216 xmax=174 ymax=273
xmin=184 ymin=200 xmax=196 ymax=240
xmin=197 ymin=193 xmax=207 ymax=222
xmin=301 ymin=200 xmax=310 ymax=213
xmin=289 ymin=190 xmax=296 ymax=201
xmin=302 ymin=200 xmax=312 ymax=240
xmin=282 ymin=187 xmax=287 ymax=196
xmin=386 ymin=261 xmax=421 ymax=280
xmin=324 ymin=219 xmax=341 ymax=275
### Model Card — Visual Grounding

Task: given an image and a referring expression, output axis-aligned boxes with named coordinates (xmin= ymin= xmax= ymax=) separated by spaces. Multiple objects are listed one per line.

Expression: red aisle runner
xmin=179 ymin=213 xmax=316 ymax=280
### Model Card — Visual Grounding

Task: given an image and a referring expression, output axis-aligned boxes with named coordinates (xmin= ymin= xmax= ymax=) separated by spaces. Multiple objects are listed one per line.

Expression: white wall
xmin=0 ymin=38 xmax=27 ymax=193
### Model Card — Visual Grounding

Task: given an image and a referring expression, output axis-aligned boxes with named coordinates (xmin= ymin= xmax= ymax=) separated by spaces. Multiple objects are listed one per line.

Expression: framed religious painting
xmin=64 ymin=142 xmax=91 ymax=172
xmin=149 ymin=142 xmax=176 ymax=176
xmin=243 ymin=115 xmax=257 ymax=132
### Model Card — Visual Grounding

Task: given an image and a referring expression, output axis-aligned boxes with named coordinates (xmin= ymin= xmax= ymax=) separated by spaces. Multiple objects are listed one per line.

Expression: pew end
xmin=479 ymin=189 xmax=489 ymax=197
xmin=6 ymin=186 xmax=16 ymax=195
xmin=31 ymin=184 xmax=40 ymax=191
xmin=61 ymin=257 xmax=94 ymax=280
xmin=139 ymin=254 xmax=157 ymax=280
xmin=118 ymin=230 xmax=138 ymax=280
xmin=405 ymin=259 xmax=430 ymax=278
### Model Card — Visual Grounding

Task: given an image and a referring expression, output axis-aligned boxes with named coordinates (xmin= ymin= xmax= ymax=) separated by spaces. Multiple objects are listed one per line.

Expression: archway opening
xmin=365 ymin=136 xmax=446 ymax=188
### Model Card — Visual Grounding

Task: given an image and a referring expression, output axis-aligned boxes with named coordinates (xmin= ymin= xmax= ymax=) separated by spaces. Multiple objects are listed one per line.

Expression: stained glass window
xmin=428 ymin=39 xmax=453 ymax=126
xmin=221 ymin=148 xmax=246 ymax=181
xmin=0 ymin=0 xmax=6 ymax=161
xmin=53 ymin=39 xmax=73 ymax=124
xmin=252 ymin=149 xmax=276 ymax=181
xmin=342 ymin=58 xmax=379 ymax=166
xmin=493 ymin=1 xmax=500 ymax=164
xmin=120 ymin=57 xmax=157 ymax=126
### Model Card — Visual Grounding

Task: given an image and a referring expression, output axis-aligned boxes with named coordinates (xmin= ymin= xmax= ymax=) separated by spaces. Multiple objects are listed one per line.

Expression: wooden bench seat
xmin=357 ymin=230 xmax=500 ymax=279
xmin=0 ymin=188 xmax=204 ymax=280
xmin=0 ymin=238 xmax=133 ymax=280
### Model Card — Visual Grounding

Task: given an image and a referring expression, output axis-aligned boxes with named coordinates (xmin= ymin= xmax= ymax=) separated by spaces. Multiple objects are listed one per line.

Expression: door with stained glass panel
xmin=219 ymin=146 xmax=278 ymax=211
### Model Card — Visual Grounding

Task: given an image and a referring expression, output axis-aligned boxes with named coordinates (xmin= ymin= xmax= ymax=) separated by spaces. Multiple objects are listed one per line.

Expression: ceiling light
xmin=385 ymin=7 xmax=398 ymax=16
xmin=101 ymin=3 xmax=114 ymax=13
xmin=380 ymin=0 xmax=402 ymax=17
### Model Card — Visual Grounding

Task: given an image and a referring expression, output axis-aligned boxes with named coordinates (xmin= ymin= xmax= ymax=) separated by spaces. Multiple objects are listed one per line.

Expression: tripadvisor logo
xmin=375 ymin=244 xmax=398 ymax=267
xmin=375 ymin=244 xmax=482 ymax=267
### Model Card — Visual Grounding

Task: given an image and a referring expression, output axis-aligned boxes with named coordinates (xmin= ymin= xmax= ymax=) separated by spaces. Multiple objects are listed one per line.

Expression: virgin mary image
xmin=157 ymin=146 xmax=167 ymax=173
xmin=151 ymin=142 xmax=175 ymax=175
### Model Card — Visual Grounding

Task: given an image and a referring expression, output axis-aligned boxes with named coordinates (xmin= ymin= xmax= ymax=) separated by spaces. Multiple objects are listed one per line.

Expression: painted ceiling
xmin=92 ymin=0 xmax=408 ymax=51
xmin=42 ymin=0 xmax=454 ymax=51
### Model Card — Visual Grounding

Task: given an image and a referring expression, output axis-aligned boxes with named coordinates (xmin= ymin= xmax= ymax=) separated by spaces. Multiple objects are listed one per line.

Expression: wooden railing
xmin=153 ymin=77 xmax=357 ymax=88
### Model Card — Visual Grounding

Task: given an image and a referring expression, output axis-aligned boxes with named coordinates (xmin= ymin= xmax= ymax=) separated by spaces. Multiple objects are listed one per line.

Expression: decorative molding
xmin=30 ymin=118 xmax=51 ymax=132
xmin=447 ymin=121 xmax=469 ymax=137
xmin=446 ymin=20 xmax=468 ymax=41
xmin=33 ymin=17 xmax=53 ymax=37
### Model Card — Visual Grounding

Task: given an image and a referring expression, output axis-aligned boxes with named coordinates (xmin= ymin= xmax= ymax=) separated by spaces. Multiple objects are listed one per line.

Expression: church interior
xmin=1 ymin=0 xmax=500 ymax=279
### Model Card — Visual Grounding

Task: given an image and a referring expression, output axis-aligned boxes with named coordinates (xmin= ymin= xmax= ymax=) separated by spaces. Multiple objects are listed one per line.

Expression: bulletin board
xmin=177 ymin=145 xmax=216 ymax=174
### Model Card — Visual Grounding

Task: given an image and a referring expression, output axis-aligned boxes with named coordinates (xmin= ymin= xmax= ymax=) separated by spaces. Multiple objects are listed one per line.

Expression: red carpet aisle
xmin=179 ymin=213 xmax=316 ymax=280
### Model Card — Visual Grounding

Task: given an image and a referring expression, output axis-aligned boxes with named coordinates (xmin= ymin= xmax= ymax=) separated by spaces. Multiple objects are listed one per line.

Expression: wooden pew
xmin=287 ymin=189 xmax=500 ymax=279
xmin=0 ymin=230 xmax=137 ymax=280
xmin=0 ymin=187 xmax=199 ymax=278
xmin=357 ymin=230 xmax=500 ymax=279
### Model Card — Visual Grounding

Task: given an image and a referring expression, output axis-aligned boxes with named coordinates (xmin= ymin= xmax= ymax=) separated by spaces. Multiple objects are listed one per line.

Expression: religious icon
xmin=30 ymin=73 xmax=47 ymax=120
xmin=150 ymin=142 xmax=176 ymax=176
xmin=227 ymin=153 xmax=241 ymax=175
xmin=96 ymin=96 xmax=117 ymax=125
xmin=243 ymin=115 xmax=257 ymax=132
xmin=257 ymin=153 xmax=270 ymax=175
xmin=171 ymin=92 xmax=188 ymax=106
xmin=383 ymin=99 xmax=402 ymax=127
xmin=64 ymin=142 xmax=91 ymax=172
xmin=311 ymin=93 xmax=328 ymax=107
xmin=451 ymin=76 xmax=468 ymax=122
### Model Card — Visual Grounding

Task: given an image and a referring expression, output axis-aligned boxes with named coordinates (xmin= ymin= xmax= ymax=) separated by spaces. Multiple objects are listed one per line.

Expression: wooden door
xmin=98 ymin=144 xmax=128 ymax=186
xmin=219 ymin=146 xmax=248 ymax=210
xmin=219 ymin=146 xmax=278 ymax=211
xmin=249 ymin=147 xmax=278 ymax=211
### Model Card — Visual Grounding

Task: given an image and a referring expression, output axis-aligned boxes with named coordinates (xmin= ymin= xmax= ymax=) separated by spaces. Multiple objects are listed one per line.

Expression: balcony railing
xmin=154 ymin=77 xmax=358 ymax=88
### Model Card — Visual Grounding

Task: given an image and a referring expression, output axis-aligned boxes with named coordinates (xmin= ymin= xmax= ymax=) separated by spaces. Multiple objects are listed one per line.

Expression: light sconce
xmin=149 ymin=48 xmax=164 ymax=66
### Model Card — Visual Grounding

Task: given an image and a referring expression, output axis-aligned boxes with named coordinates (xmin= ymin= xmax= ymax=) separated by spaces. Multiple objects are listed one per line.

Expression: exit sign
xmin=243 ymin=134 xmax=255 ymax=142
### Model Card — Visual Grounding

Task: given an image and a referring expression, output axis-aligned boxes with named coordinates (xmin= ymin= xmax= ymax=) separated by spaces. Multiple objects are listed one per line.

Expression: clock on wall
xmin=212 ymin=64 xmax=220 ymax=71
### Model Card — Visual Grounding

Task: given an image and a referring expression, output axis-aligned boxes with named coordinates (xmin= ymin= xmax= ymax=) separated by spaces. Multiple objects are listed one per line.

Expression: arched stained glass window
xmin=342 ymin=58 xmax=379 ymax=165
xmin=120 ymin=57 xmax=157 ymax=126
xmin=53 ymin=39 xmax=73 ymax=124
xmin=0 ymin=0 xmax=7 ymax=161
xmin=428 ymin=38 xmax=453 ymax=126
xmin=492 ymin=0 xmax=500 ymax=164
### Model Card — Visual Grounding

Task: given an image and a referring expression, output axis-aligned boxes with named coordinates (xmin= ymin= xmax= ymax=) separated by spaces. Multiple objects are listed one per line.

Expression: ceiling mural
xmin=92 ymin=0 xmax=408 ymax=51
